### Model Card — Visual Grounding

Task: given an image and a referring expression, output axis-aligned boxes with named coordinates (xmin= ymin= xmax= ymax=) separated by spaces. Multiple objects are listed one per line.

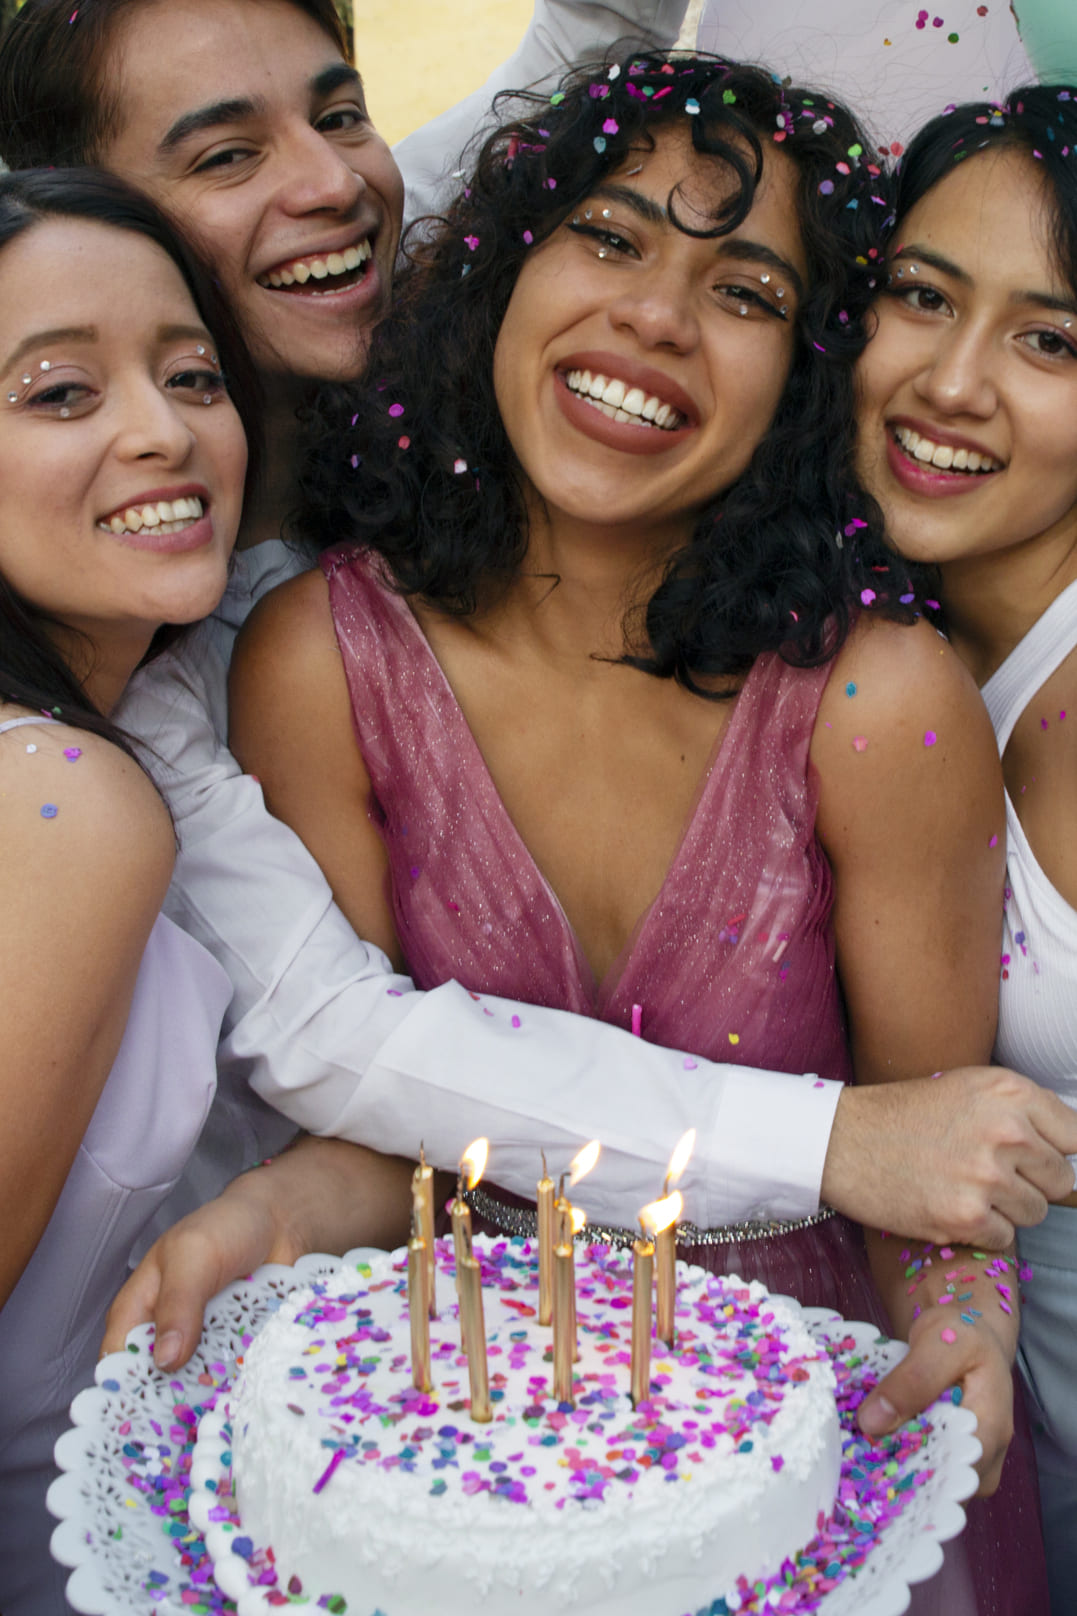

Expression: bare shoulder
xmin=0 ymin=717 xmax=173 ymax=913
xmin=232 ymin=566 xmax=337 ymax=691
xmin=814 ymin=613 xmax=997 ymax=773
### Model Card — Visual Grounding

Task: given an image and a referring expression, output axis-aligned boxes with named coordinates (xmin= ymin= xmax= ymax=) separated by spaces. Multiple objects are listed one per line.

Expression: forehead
xmin=899 ymin=147 xmax=1059 ymax=284
xmin=0 ymin=218 xmax=198 ymax=341
xmin=614 ymin=124 xmax=807 ymax=279
xmin=106 ymin=0 xmax=347 ymax=156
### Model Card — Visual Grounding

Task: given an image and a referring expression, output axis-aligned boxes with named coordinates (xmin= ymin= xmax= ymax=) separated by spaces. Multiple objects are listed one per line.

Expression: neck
xmin=499 ymin=501 xmax=690 ymax=662
xmin=235 ymin=379 xmax=307 ymax=553
xmin=940 ymin=534 xmax=1077 ymax=686
xmin=51 ymin=621 xmax=153 ymax=718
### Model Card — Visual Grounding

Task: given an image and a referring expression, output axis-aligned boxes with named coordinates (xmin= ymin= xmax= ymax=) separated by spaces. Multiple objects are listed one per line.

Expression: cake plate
xmin=47 ymin=1247 xmax=981 ymax=1616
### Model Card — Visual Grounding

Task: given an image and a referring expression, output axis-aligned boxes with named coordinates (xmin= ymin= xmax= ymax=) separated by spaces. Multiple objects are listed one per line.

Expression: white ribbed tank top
xmin=982 ymin=578 xmax=1077 ymax=1108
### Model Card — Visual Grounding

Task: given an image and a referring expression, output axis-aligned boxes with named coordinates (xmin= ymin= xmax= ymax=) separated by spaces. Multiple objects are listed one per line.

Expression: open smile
xmin=562 ymin=366 xmax=688 ymax=431
xmin=892 ymin=424 xmax=1003 ymax=476
xmin=256 ymin=236 xmax=374 ymax=296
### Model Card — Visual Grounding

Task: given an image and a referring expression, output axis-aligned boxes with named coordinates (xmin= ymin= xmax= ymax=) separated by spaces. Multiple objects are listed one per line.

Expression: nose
xmin=274 ymin=117 xmax=364 ymax=218
xmin=113 ymin=379 xmax=196 ymax=469
xmin=913 ymin=320 xmax=998 ymax=420
xmin=607 ymin=264 xmax=701 ymax=354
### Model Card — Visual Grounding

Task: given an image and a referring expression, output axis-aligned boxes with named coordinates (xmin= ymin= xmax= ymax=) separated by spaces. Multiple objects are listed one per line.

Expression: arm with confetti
xmin=812 ymin=611 xmax=1018 ymax=1491
xmin=0 ymin=722 xmax=174 ymax=1307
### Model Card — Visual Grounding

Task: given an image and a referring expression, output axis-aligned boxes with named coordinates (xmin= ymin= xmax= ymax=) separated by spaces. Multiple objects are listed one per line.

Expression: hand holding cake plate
xmin=48 ymin=1244 xmax=980 ymax=1616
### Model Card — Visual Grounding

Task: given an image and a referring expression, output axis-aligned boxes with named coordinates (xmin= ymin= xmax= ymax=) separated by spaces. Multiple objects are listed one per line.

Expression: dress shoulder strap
xmin=0 ymin=714 xmax=60 ymax=737
xmin=981 ymin=577 xmax=1077 ymax=752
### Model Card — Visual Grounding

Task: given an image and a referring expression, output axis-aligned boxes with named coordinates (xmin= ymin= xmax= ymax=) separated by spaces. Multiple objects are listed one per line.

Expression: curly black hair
xmin=298 ymin=51 xmax=933 ymax=693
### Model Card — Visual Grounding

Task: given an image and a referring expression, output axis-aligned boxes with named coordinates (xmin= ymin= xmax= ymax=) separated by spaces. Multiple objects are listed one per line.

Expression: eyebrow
xmin=3 ymin=322 xmax=214 ymax=374
xmin=894 ymin=244 xmax=1077 ymax=316
xmin=3 ymin=325 xmax=97 ymax=372
xmin=158 ymin=62 xmax=364 ymax=157
xmin=589 ymin=184 xmax=804 ymax=300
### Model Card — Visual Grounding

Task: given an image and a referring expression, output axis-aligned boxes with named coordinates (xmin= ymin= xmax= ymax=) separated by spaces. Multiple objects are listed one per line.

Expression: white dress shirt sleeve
xmin=119 ymin=638 xmax=841 ymax=1231
xmin=393 ymin=0 xmax=691 ymax=224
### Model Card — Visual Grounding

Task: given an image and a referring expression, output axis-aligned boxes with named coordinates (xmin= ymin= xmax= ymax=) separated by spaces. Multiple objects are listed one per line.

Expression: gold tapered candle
xmin=631 ymin=1232 xmax=655 ymax=1408
xmin=451 ymin=1138 xmax=489 ymax=1355
xmin=457 ymin=1233 xmax=492 ymax=1422
xmin=552 ymin=1241 xmax=576 ymax=1404
xmin=653 ymin=1191 xmax=683 ymax=1348
xmin=537 ymin=1154 xmax=555 ymax=1327
xmin=407 ymin=1228 xmax=432 ymax=1392
xmin=413 ymin=1147 xmax=437 ymax=1319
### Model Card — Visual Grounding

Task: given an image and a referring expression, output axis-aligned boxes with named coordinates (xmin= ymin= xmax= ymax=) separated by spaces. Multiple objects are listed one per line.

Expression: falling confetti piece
xmin=988 ymin=834 xmax=998 ymax=848
xmin=398 ymin=436 xmax=411 ymax=449
xmin=860 ymin=588 xmax=876 ymax=606
xmin=924 ymin=731 xmax=937 ymax=747
xmin=511 ymin=1015 xmax=522 ymax=1028
xmin=940 ymin=1327 xmax=957 ymax=1343
xmin=852 ymin=736 xmax=869 ymax=752
xmin=728 ymin=1032 xmax=740 ymax=1045
xmin=388 ymin=403 xmax=404 ymax=418
xmin=845 ymin=682 xmax=857 ymax=697
xmin=40 ymin=804 xmax=58 ymax=819
xmin=63 ymin=747 xmax=82 ymax=761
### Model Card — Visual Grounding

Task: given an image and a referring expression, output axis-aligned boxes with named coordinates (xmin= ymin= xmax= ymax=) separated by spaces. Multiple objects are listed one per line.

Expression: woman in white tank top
xmin=855 ymin=84 xmax=1077 ymax=1614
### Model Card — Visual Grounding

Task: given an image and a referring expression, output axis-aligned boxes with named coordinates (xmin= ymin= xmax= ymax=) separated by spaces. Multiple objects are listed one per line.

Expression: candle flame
xmin=568 ymin=1139 xmax=601 ymax=1187
xmin=460 ymin=1137 xmax=489 ymax=1191
xmin=640 ymin=1191 xmax=683 ymax=1237
xmin=664 ymin=1129 xmax=696 ymax=1191
xmin=571 ymin=1206 xmax=588 ymax=1235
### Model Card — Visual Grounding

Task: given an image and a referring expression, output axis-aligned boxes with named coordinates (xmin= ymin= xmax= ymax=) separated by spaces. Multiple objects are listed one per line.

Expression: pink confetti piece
xmin=923 ymin=730 xmax=937 ymax=747
xmin=388 ymin=402 xmax=404 ymax=418
xmin=940 ymin=1327 xmax=957 ymax=1343
xmin=312 ymin=1448 xmax=345 ymax=1493
xmin=860 ymin=588 xmax=876 ymax=606
xmin=398 ymin=436 xmax=411 ymax=449
xmin=852 ymin=736 xmax=868 ymax=752
xmin=63 ymin=746 xmax=82 ymax=761
xmin=511 ymin=1015 xmax=522 ymax=1028
xmin=630 ymin=1004 xmax=643 ymax=1037
xmin=988 ymin=834 xmax=998 ymax=848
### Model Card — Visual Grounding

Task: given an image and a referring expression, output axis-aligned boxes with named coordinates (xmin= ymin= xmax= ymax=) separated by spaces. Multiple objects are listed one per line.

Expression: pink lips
xmin=553 ymin=352 xmax=696 ymax=456
xmin=885 ymin=430 xmax=999 ymax=498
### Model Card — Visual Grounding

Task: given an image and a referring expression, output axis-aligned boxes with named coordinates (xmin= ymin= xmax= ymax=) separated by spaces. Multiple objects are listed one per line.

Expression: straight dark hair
xmin=0 ymin=167 xmax=262 ymax=758
xmin=893 ymin=84 xmax=1077 ymax=301
xmin=0 ymin=0 xmax=349 ymax=170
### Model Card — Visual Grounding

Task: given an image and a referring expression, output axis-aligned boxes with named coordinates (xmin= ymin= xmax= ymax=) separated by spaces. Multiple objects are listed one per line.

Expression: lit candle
xmin=451 ymin=1138 xmax=488 ymax=1355
xmin=653 ymin=1191 xmax=683 ymax=1348
xmin=552 ymin=1240 xmax=576 ymax=1404
xmin=457 ymin=1228 xmax=492 ymax=1423
xmin=413 ymin=1145 xmax=437 ymax=1319
xmin=631 ymin=1225 xmax=655 ymax=1408
xmin=407 ymin=1218 xmax=432 ymax=1392
xmin=537 ymin=1153 xmax=555 ymax=1327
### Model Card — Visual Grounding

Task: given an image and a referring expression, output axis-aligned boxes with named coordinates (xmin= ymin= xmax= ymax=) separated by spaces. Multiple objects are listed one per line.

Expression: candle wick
xmin=541 ymin=1149 xmax=548 ymax=1178
xmin=419 ymin=1141 xmax=426 ymax=1168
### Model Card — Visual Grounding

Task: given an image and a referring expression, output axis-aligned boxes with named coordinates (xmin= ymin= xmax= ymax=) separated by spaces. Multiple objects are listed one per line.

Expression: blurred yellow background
xmin=352 ymin=0 xmax=535 ymax=145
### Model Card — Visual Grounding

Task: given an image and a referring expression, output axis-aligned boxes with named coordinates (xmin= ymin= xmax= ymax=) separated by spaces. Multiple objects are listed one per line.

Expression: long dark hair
xmin=298 ymin=51 xmax=932 ymax=693
xmin=0 ymin=0 xmax=348 ymax=170
xmin=893 ymin=83 xmax=1077 ymax=298
xmin=0 ymin=167 xmax=262 ymax=754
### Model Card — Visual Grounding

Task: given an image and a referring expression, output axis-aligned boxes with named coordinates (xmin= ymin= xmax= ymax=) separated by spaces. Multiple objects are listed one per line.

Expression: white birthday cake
xmin=217 ymin=1237 xmax=840 ymax=1615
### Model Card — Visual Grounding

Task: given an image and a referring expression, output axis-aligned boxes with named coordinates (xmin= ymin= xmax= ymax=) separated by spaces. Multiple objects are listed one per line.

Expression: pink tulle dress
xmin=322 ymin=544 xmax=1046 ymax=1614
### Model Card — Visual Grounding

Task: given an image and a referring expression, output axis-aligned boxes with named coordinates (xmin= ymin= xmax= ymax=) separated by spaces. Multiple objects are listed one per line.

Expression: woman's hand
xmin=859 ymin=1303 xmax=1015 ymax=1496
xmin=102 ymin=1136 xmax=415 ymax=1369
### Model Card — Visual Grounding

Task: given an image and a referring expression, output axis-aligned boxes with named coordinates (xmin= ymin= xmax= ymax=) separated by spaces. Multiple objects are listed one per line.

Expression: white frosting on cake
xmin=228 ymin=1238 xmax=840 ymax=1615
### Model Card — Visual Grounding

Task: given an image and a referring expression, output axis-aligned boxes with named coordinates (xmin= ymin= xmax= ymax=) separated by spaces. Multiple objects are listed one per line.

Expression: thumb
xmin=100 ymin=1258 xmax=163 ymax=1359
xmin=858 ymin=1341 xmax=953 ymax=1439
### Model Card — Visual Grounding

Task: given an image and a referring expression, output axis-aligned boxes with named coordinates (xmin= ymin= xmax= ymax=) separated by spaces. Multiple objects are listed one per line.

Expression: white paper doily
xmin=48 ymin=1247 xmax=981 ymax=1616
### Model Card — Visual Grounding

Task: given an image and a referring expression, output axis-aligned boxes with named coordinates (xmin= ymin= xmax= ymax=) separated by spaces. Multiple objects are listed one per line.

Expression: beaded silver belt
xmin=466 ymin=1186 xmax=837 ymax=1250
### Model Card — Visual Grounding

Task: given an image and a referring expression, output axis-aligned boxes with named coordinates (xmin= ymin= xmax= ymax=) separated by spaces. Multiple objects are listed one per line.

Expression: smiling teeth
xmin=100 ymin=496 xmax=204 ymax=535
xmin=258 ymin=239 xmax=372 ymax=289
xmin=565 ymin=369 xmax=684 ymax=429
xmin=894 ymin=425 xmax=1001 ymax=473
